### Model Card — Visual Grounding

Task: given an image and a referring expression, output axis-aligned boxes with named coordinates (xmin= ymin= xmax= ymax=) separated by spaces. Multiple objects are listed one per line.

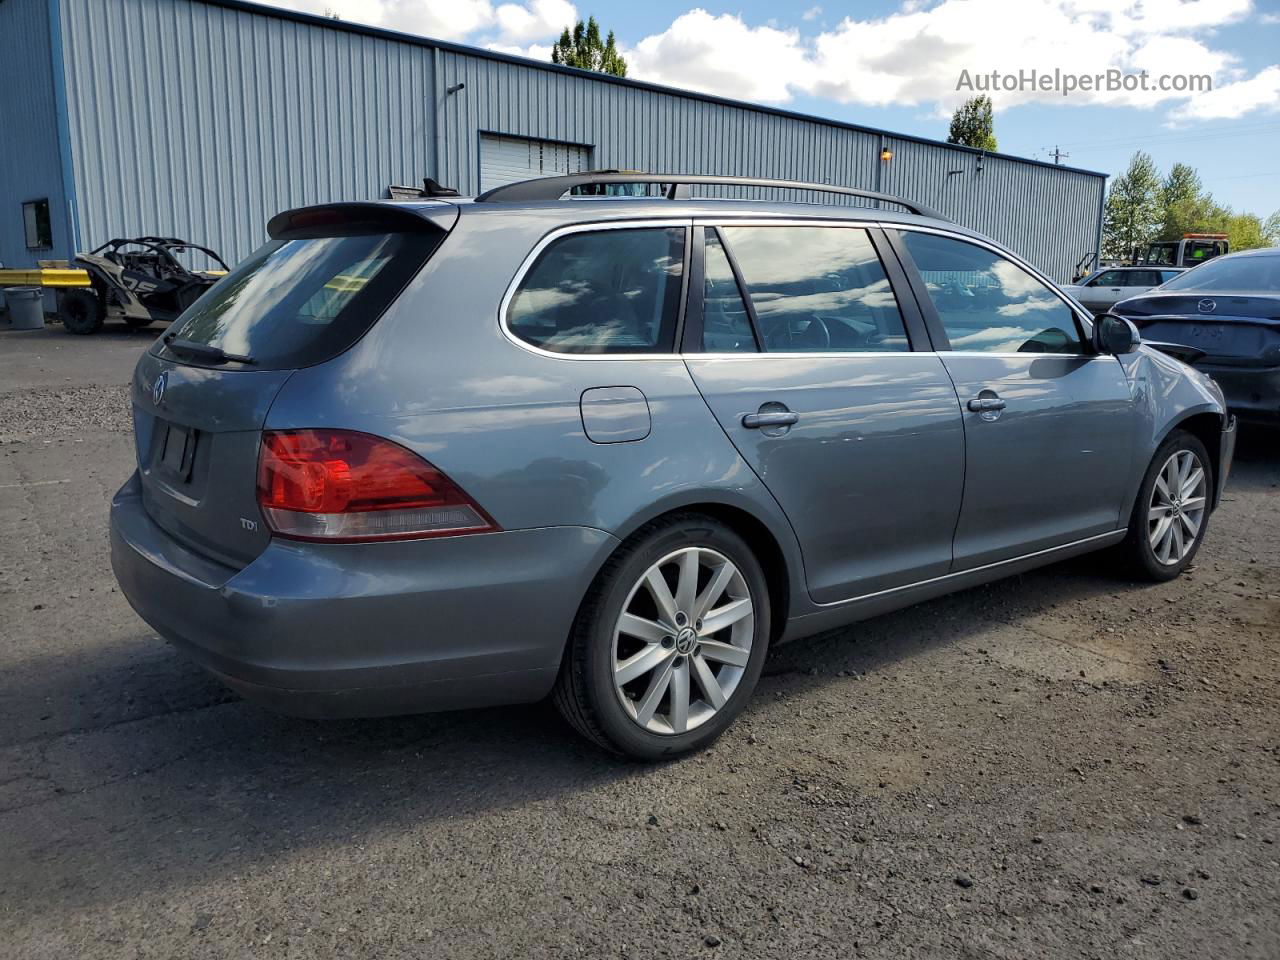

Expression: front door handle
xmin=743 ymin=410 xmax=800 ymax=429
xmin=967 ymin=397 xmax=1007 ymax=412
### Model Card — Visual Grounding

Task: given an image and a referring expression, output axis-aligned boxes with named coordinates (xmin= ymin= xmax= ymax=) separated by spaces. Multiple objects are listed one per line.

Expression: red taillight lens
xmin=257 ymin=429 xmax=498 ymax=541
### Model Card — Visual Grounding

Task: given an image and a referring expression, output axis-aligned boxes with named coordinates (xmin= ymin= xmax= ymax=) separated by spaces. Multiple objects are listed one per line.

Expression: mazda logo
xmin=152 ymin=371 xmax=168 ymax=406
xmin=1197 ymin=299 xmax=1216 ymax=314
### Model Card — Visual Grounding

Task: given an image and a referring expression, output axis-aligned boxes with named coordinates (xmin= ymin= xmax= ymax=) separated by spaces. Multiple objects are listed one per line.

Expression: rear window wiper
xmin=163 ymin=335 xmax=256 ymax=365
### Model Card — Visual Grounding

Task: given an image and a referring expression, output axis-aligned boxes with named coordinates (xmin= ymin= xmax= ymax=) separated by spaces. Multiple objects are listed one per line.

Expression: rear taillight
xmin=256 ymin=429 xmax=498 ymax=542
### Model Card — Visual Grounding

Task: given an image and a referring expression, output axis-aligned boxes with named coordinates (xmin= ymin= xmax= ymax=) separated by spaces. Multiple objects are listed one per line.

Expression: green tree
xmin=1263 ymin=210 xmax=1280 ymax=246
xmin=1158 ymin=162 xmax=1207 ymax=239
xmin=945 ymin=96 xmax=997 ymax=151
xmin=1224 ymin=212 xmax=1269 ymax=251
xmin=1102 ymin=151 xmax=1162 ymax=260
xmin=551 ymin=16 xmax=627 ymax=77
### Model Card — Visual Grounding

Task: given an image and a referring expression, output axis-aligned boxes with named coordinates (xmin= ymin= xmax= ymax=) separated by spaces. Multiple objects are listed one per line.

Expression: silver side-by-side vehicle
xmin=110 ymin=173 xmax=1236 ymax=759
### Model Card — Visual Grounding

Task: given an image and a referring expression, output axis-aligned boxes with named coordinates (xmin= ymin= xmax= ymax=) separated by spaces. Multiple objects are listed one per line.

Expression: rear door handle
xmin=967 ymin=397 xmax=1007 ymax=412
xmin=742 ymin=411 xmax=799 ymax=429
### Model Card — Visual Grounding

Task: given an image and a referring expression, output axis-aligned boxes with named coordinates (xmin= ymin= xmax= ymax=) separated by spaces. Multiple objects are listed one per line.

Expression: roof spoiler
xmin=267 ymin=201 xmax=459 ymax=237
xmin=475 ymin=171 xmax=949 ymax=220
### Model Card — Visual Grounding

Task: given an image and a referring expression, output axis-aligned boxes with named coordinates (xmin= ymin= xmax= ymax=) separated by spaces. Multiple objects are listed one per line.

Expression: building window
xmin=23 ymin=199 xmax=52 ymax=249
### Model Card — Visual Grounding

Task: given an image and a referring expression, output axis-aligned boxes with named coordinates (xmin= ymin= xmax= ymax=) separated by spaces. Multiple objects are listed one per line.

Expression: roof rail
xmin=474 ymin=172 xmax=948 ymax=220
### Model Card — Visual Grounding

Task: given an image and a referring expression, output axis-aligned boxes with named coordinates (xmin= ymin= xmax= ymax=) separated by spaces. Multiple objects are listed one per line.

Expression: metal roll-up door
xmin=479 ymin=134 xmax=592 ymax=191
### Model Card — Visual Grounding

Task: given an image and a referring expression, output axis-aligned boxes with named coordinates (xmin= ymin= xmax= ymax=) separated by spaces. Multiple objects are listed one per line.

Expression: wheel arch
xmin=1154 ymin=407 xmax=1226 ymax=506
xmin=605 ymin=493 xmax=802 ymax=644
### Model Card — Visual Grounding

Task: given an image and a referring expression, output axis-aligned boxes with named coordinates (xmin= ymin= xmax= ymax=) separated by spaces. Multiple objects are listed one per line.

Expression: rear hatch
xmin=132 ymin=201 xmax=455 ymax=568
xmin=1118 ymin=293 xmax=1280 ymax=366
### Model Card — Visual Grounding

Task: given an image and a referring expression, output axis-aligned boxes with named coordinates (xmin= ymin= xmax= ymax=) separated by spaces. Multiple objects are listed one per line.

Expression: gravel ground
xmin=1 ymin=327 xmax=1277 ymax=959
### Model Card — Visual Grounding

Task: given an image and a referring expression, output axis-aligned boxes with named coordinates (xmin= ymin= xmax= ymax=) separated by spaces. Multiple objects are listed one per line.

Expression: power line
xmin=1038 ymin=120 xmax=1280 ymax=153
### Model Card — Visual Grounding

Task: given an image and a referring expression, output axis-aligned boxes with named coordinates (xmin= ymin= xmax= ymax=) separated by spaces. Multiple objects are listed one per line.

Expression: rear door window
xmin=718 ymin=225 xmax=910 ymax=353
xmin=899 ymin=231 xmax=1084 ymax=355
xmin=160 ymin=227 xmax=441 ymax=369
xmin=507 ymin=227 xmax=686 ymax=354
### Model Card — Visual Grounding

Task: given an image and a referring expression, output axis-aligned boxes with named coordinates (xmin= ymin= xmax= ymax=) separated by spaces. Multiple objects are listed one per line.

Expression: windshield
xmin=159 ymin=228 xmax=441 ymax=369
xmin=1158 ymin=253 xmax=1280 ymax=293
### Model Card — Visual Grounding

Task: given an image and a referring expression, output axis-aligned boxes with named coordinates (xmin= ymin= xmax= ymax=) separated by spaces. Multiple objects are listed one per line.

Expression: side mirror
xmin=1092 ymin=313 xmax=1141 ymax=355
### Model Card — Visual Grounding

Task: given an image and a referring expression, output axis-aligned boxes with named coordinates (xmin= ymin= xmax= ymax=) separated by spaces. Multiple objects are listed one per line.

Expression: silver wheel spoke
xmin=1154 ymin=473 xmax=1172 ymax=502
xmin=1171 ymin=518 xmax=1185 ymax=558
xmin=644 ymin=567 xmax=679 ymax=626
xmin=1181 ymin=467 xmax=1204 ymax=500
xmin=693 ymin=562 xmax=735 ymax=622
xmin=634 ymin=657 xmax=675 ymax=726
xmin=700 ymin=597 xmax=752 ymax=635
xmin=618 ymin=613 xmax=671 ymax=643
xmin=698 ymin=639 xmax=750 ymax=667
xmin=675 ymin=550 xmax=699 ymax=616
xmin=668 ymin=658 xmax=690 ymax=734
xmin=1179 ymin=511 xmax=1200 ymax=538
xmin=690 ymin=653 xmax=727 ymax=709
xmin=615 ymin=643 xmax=673 ymax=686
xmin=1154 ymin=517 xmax=1174 ymax=562
xmin=1181 ymin=496 xmax=1206 ymax=512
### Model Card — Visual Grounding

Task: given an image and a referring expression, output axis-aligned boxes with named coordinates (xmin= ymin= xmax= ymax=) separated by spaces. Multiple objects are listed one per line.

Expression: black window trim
xmin=498 ymin=218 xmax=693 ymax=361
xmin=684 ymin=218 xmax=929 ymax=356
xmin=884 ymin=224 xmax=1099 ymax=357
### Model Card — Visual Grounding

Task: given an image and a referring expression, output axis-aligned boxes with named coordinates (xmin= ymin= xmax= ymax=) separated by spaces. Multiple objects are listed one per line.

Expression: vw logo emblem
xmin=1197 ymin=299 xmax=1216 ymax=314
xmin=152 ymin=371 xmax=168 ymax=406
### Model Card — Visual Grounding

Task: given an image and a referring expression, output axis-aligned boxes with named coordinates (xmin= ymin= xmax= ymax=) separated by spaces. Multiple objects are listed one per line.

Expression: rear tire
xmin=1117 ymin=430 xmax=1212 ymax=582
xmin=59 ymin=288 xmax=104 ymax=335
xmin=554 ymin=513 xmax=771 ymax=760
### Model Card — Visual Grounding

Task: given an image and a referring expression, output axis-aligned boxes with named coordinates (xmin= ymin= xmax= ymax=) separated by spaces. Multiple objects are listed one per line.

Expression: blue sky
xmin=273 ymin=0 xmax=1280 ymax=217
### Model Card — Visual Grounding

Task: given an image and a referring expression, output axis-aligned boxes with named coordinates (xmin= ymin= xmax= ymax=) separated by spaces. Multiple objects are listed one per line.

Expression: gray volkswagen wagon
xmin=110 ymin=173 xmax=1236 ymax=759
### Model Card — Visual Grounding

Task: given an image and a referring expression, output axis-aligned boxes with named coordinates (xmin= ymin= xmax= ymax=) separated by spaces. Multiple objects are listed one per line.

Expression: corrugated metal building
xmin=1 ymin=0 xmax=1106 ymax=280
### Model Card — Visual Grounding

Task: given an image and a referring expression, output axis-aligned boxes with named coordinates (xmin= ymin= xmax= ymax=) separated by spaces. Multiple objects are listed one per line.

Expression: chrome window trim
xmin=498 ymin=216 xmax=1100 ymax=362
xmin=498 ymin=218 xmax=693 ymax=362
xmin=881 ymin=221 xmax=1098 ymax=339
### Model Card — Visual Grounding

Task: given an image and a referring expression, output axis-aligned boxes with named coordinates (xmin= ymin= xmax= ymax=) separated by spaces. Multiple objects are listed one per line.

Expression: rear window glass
xmin=159 ymin=228 xmax=440 ymax=369
xmin=1158 ymin=254 xmax=1280 ymax=292
xmin=507 ymin=227 xmax=686 ymax=354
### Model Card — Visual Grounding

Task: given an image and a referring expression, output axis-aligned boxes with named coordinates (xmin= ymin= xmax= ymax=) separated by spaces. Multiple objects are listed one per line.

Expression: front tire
xmin=59 ymin=288 xmax=104 ymax=335
xmin=554 ymin=514 xmax=771 ymax=760
xmin=1118 ymin=430 xmax=1212 ymax=581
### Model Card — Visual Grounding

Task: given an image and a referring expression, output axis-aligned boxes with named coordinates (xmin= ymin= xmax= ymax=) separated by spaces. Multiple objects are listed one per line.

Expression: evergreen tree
xmin=551 ymin=16 xmax=627 ymax=77
xmin=1101 ymin=151 xmax=1162 ymax=260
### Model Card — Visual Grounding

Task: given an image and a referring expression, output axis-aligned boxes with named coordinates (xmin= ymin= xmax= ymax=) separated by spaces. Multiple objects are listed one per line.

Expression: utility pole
xmin=1051 ymin=145 xmax=1070 ymax=165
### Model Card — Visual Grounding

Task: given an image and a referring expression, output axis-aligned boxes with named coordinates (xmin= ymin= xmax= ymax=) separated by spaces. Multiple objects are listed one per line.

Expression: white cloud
xmin=266 ymin=0 xmax=570 ymax=43
xmin=624 ymin=10 xmax=813 ymax=103
xmin=620 ymin=0 xmax=1264 ymax=120
xmin=486 ymin=42 xmax=555 ymax=61
xmin=495 ymin=0 xmax=576 ymax=43
xmin=1169 ymin=64 xmax=1280 ymax=120
xmin=801 ymin=5 xmax=822 ymax=20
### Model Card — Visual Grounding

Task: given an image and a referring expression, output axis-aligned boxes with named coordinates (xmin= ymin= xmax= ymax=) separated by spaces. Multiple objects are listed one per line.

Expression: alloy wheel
xmin=611 ymin=547 xmax=754 ymax=735
xmin=1148 ymin=449 xmax=1207 ymax=565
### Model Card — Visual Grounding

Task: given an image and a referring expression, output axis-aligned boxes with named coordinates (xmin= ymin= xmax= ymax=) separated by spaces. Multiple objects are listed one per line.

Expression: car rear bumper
xmin=1199 ymin=363 xmax=1280 ymax=422
xmin=110 ymin=472 xmax=618 ymax=718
